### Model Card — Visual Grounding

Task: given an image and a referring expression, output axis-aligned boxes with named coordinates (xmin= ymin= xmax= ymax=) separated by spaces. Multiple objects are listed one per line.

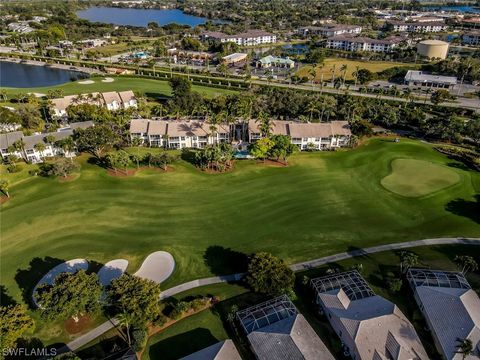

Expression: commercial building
xmin=404 ymin=70 xmax=457 ymax=88
xmin=407 ymin=269 xmax=480 ymax=360
xmin=236 ymin=295 xmax=334 ymax=360
xmin=312 ymin=271 xmax=429 ymax=360
xmin=222 ymin=53 xmax=248 ymax=65
xmin=0 ymin=121 xmax=93 ymax=163
xmin=200 ymin=30 xmax=277 ymax=46
xmin=179 ymin=340 xmax=241 ymax=360
xmin=256 ymin=55 xmax=295 ymax=68
xmin=298 ymin=24 xmax=362 ymax=37
xmin=417 ymin=39 xmax=450 ymax=60
xmin=325 ymin=35 xmax=404 ymax=53
xmin=387 ymin=20 xmax=448 ymax=32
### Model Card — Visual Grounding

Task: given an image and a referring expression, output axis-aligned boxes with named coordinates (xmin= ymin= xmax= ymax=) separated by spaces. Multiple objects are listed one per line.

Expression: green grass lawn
xmin=296 ymin=58 xmax=414 ymax=82
xmin=1 ymin=138 xmax=479 ymax=345
xmin=1 ymin=75 xmax=237 ymax=100
xmin=381 ymin=158 xmax=461 ymax=197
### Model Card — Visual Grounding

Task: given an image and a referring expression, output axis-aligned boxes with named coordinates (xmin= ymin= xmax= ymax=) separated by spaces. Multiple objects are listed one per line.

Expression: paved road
xmin=60 ymin=237 xmax=480 ymax=353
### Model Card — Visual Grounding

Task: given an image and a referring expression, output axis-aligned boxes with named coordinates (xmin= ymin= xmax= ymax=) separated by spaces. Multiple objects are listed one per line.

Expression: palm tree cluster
xmin=192 ymin=143 xmax=234 ymax=172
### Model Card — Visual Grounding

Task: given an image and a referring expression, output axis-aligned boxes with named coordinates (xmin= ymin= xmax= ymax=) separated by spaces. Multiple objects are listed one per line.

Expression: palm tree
xmin=309 ymin=64 xmax=317 ymax=90
xmin=0 ymin=179 xmax=9 ymax=198
xmin=0 ymin=89 xmax=7 ymax=102
xmin=353 ymin=65 xmax=360 ymax=90
xmin=307 ymin=100 xmax=320 ymax=122
xmin=130 ymin=137 xmax=143 ymax=168
xmin=256 ymin=111 xmax=273 ymax=137
xmin=340 ymin=64 xmax=348 ymax=88
xmin=330 ymin=64 xmax=336 ymax=87
xmin=399 ymin=251 xmax=419 ymax=274
xmin=116 ymin=312 xmax=133 ymax=346
xmin=454 ymin=255 xmax=478 ymax=274
xmin=34 ymin=142 xmax=46 ymax=159
xmin=455 ymin=338 xmax=474 ymax=359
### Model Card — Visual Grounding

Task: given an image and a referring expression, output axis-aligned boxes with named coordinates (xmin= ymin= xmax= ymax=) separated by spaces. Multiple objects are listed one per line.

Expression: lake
xmin=76 ymin=7 xmax=220 ymax=27
xmin=422 ymin=5 xmax=480 ymax=13
xmin=0 ymin=61 xmax=88 ymax=88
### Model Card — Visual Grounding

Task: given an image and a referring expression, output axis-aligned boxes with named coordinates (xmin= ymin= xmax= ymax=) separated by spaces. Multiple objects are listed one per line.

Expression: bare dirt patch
xmin=65 ymin=314 xmax=91 ymax=334
xmin=0 ymin=196 xmax=10 ymax=205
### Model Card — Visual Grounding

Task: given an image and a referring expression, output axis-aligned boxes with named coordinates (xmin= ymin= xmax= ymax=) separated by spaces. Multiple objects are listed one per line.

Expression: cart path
xmin=60 ymin=237 xmax=480 ymax=353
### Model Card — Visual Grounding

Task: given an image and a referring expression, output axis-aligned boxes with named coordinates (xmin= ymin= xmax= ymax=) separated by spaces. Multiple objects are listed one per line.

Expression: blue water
xmin=77 ymin=7 xmax=222 ymax=27
xmin=422 ymin=5 xmax=480 ymax=13
xmin=0 ymin=61 xmax=88 ymax=88
xmin=283 ymin=43 xmax=310 ymax=55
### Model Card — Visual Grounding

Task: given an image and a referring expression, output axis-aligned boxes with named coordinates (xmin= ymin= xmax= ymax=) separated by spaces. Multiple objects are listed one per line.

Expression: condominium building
xmin=325 ymin=35 xmax=404 ymax=53
xmin=200 ymin=30 xmax=277 ymax=46
xmin=387 ymin=20 xmax=448 ymax=32
xmin=51 ymin=91 xmax=137 ymax=119
xmin=0 ymin=121 xmax=93 ymax=163
xmin=298 ymin=24 xmax=362 ymax=37
xmin=312 ymin=271 xmax=429 ymax=360
xmin=129 ymin=119 xmax=230 ymax=149
xmin=407 ymin=269 xmax=480 ymax=360
xmin=463 ymin=31 xmax=480 ymax=46
xmin=248 ymin=120 xmax=351 ymax=150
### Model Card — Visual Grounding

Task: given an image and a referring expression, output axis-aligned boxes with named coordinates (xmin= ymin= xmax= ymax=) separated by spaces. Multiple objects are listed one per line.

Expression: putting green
xmin=381 ymin=159 xmax=460 ymax=197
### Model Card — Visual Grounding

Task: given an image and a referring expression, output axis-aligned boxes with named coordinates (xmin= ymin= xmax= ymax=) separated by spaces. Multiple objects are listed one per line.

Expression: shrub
xmin=132 ymin=328 xmax=148 ymax=352
xmin=191 ymin=298 xmax=208 ymax=311
xmin=6 ymin=164 xmax=21 ymax=173
xmin=387 ymin=278 xmax=403 ymax=293
xmin=153 ymin=314 xmax=167 ymax=327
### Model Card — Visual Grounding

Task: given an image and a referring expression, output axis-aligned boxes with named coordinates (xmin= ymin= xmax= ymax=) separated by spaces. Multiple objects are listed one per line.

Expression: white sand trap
xmin=98 ymin=259 xmax=128 ymax=287
xmin=102 ymin=77 xmax=114 ymax=83
xmin=33 ymin=258 xmax=88 ymax=306
xmin=28 ymin=92 xmax=46 ymax=98
xmin=134 ymin=251 xmax=175 ymax=284
xmin=78 ymin=80 xmax=94 ymax=84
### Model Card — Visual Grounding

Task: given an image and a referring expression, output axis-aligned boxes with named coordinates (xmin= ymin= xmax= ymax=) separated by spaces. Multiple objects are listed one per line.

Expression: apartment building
xmin=298 ymin=24 xmax=362 ymax=37
xmin=325 ymin=35 xmax=404 ymax=52
xmin=387 ymin=20 xmax=448 ymax=32
xmin=200 ymin=30 xmax=277 ymax=46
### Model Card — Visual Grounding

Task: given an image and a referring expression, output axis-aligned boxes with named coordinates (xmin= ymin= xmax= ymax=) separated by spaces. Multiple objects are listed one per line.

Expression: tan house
xmin=312 ymin=271 xmax=429 ymax=360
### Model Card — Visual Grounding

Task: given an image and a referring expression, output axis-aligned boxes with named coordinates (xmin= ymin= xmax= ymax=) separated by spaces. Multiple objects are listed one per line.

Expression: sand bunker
xmin=98 ymin=259 xmax=129 ymax=287
xmin=33 ymin=259 xmax=88 ymax=306
xmin=101 ymin=77 xmax=114 ymax=83
xmin=78 ymin=80 xmax=95 ymax=84
xmin=134 ymin=251 xmax=175 ymax=284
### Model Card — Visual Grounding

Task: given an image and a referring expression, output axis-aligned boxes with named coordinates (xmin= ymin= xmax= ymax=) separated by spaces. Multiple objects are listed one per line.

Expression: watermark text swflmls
xmin=2 ymin=347 xmax=57 ymax=357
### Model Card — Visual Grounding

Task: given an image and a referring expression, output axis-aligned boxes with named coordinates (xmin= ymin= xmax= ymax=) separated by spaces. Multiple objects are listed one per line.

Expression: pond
xmin=0 ymin=61 xmax=88 ymax=88
xmin=76 ymin=7 xmax=223 ymax=27
xmin=422 ymin=5 xmax=480 ymax=13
